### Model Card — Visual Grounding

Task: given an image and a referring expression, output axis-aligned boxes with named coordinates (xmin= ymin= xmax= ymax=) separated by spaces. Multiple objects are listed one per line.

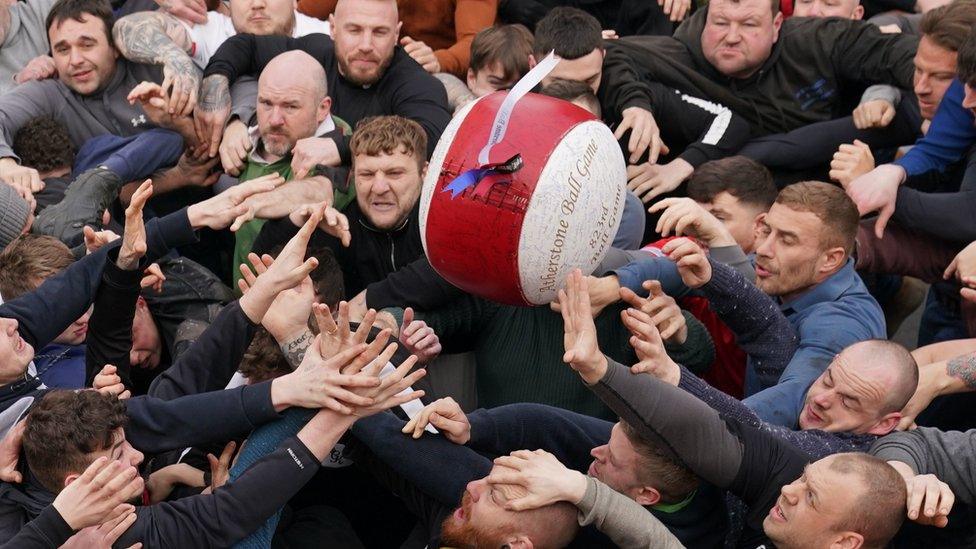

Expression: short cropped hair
xmin=829 ymin=453 xmax=906 ymax=549
xmin=865 ymin=340 xmax=919 ymax=414
xmin=470 ymin=25 xmax=533 ymax=82
xmin=774 ymin=181 xmax=859 ymax=255
xmin=533 ymin=7 xmax=602 ymax=59
xmin=0 ymin=234 xmax=73 ymax=300
xmin=920 ymin=0 xmax=976 ymax=53
xmin=708 ymin=0 xmax=780 ymax=17
xmin=13 ymin=118 xmax=75 ymax=173
xmin=540 ymin=79 xmax=601 ymax=117
xmin=350 ymin=116 xmax=427 ymax=170
xmin=24 ymin=390 xmax=128 ymax=493
xmin=687 ymin=156 xmax=778 ymax=210
xmin=46 ymin=0 xmax=115 ymax=48
xmin=620 ymin=420 xmax=699 ymax=503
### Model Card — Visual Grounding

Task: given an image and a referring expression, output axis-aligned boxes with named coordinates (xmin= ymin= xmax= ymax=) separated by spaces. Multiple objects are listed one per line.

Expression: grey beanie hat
xmin=0 ymin=183 xmax=30 ymax=251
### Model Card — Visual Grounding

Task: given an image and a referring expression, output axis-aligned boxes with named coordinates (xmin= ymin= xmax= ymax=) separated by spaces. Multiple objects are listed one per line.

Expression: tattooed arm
xmin=899 ymin=350 xmax=976 ymax=429
xmin=113 ymin=11 xmax=201 ymax=116
xmin=195 ymin=74 xmax=233 ymax=157
xmin=280 ymin=330 xmax=313 ymax=370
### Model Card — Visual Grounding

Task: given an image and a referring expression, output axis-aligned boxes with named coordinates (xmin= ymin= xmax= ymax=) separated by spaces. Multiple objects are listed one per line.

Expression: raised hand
xmin=289 ymin=202 xmax=351 ymax=247
xmin=185 ymin=172 xmax=285 ymax=230
xmin=558 ymin=269 xmax=608 ymax=384
xmin=650 ymin=197 xmax=735 ymax=246
xmin=619 ymin=280 xmax=687 ymax=345
xmin=627 ymin=158 xmax=694 ymax=203
xmin=399 ymin=307 xmax=442 ymax=365
xmin=218 ymin=119 xmax=251 ymax=176
xmin=313 ymin=302 xmax=377 ymax=360
xmin=194 ymin=74 xmax=232 ymax=158
xmin=117 ymin=180 xmax=152 ymax=271
xmin=93 ymin=365 xmax=132 ymax=400
xmin=401 ymin=397 xmax=470 ymax=443
xmin=487 ymin=450 xmax=587 ymax=511
xmin=888 ymin=460 xmax=955 ymax=528
xmin=619 ymin=307 xmax=681 ymax=385
xmin=661 ymin=237 xmax=712 ymax=288
xmin=615 ymin=107 xmax=668 ymax=164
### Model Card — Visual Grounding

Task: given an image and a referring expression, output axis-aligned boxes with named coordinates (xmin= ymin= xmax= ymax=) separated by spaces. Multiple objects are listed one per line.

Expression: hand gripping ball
xmin=419 ymin=91 xmax=627 ymax=306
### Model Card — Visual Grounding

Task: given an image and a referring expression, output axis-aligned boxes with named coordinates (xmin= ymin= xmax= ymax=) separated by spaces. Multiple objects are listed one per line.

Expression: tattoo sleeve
xmin=113 ymin=11 xmax=194 ymax=65
xmin=280 ymin=330 xmax=313 ymax=369
xmin=946 ymin=352 xmax=976 ymax=390
xmin=199 ymin=74 xmax=231 ymax=111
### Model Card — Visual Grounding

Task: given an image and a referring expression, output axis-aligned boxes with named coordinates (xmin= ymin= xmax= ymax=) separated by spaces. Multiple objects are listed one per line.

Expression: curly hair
xmin=23 ymin=390 xmax=129 ymax=493
xmin=12 ymin=117 xmax=75 ymax=173
xmin=239 ymin=328 xmax=293 ymax=384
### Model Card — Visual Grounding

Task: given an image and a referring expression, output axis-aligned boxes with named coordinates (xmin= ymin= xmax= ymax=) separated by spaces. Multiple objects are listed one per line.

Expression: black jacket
xmin=253 ymin=204 xmax=457 ymax=306
xmin=204 ymin=33 xmax=450 ymax=162
xmin=613 ymin=11 xmax=917 ymax=135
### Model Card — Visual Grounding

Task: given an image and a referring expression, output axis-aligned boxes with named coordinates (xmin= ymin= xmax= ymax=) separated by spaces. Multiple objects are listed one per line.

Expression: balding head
xmin=256 ymin=50 xmax=331 ymax=159
xmin=799 ymin=340 xmax=918 ymax=435
xmin=260 ymin=50 xmax=327 ymax=101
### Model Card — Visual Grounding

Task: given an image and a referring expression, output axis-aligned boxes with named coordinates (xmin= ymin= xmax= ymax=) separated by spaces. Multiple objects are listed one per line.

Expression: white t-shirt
xmin=183 ymin=11 xmax=330 ymax=69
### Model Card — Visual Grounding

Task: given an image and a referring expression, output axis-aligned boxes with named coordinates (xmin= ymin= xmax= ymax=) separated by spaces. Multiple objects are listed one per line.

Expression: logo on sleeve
xmin=287 ymin=447 xmax=305 ymax=469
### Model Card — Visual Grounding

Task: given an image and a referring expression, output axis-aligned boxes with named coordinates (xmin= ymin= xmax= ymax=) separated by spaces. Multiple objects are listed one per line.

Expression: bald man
xmin=224 ymin=49 xmax=351 ymax=288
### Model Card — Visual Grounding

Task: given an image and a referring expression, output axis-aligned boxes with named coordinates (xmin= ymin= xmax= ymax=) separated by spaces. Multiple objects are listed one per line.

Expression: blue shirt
xmin=743 ymin=259 xmax=885 ymax=428
xmin=895 ymin=79 xmax=976 ymax=177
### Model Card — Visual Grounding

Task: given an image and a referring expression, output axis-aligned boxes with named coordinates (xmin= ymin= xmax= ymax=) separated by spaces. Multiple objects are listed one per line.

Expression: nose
xmin=964 ymin=84 xmax=976 ymax=110
xmin=754 ymin=233 xmax=773 ymax=258
xmin=466 ymin=479 xmax=484 ymax=502
xmin=269 ymin=106 xmax=285 ymax=126
xmin=724 ymin=24 xmax=742 ymax=43
xmin=590 ymin=445 xmax=606 ymax=461
xmin=812 ymin=389 xmax=833 ymax=409
xmin=780 ymin=482 xmax=800 ymax=505
xmin=131 ymin=449 xmax=144 ymax=467
xmin=1 ymin=318 xmax=17 ymax=335
xmin=915 ymin=74 xmax=931 ymax=96
xmin=357 ymin=32 xmax=374 ymax=53
xmin=68 ymin=47 xmax=84 ymax=66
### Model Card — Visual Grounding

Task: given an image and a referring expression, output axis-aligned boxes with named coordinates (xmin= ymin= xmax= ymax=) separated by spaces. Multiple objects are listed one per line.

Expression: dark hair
xmin=540 ymin=79 xmax=601 ymax=116
xmin=0 ymin=234 xmax=73 ymax=300
xmin=619 ymin=421 xmax=699 ymax=503
xmin=533 ymin=7 xmax=602 ymax=59
xmin=470 ymin=25 xmax=534 ymax=82
xmin=920 ymin=0 xmax=976 ymax=53
xmin=775 ymin=181 xmax=859 ymax=255
xmin=308 ymin=246 xmax=344 ymax=308
xmin=828 ymin=454 xmax=906 ymax=549
xmin=239 ymin=328 xmax=293 ymax=383
xmin=46 ymin=0 xmax=115 ymax=48
xmin=13 ymin=118 xmax=75 ymax=174
xmin=687 ymin=156 xmax=777 ymax=210
xmin=957 ymin=27 xmax=976 ymax=85
xmin=24 ymin=390 xmax=128 ymax=493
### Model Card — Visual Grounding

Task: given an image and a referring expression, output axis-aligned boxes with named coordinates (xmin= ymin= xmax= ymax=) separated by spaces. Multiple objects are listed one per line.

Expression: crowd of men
xmin=0 ymin=0 xmax=975 ymax=546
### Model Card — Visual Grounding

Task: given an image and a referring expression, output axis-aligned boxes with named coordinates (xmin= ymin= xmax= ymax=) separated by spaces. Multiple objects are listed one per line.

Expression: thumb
xmin=875 ymin=203 xmax=894 ymax=239
xmin=402 ymin=307 xmax=415 ymax=330
xmin=945 ymin=256 xmax=959 ymax=280
xmin=881 ymin=106 xmax=896 ymax=127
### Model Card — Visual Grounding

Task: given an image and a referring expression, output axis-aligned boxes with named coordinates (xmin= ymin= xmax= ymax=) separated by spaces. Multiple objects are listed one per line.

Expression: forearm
xmin=147 ymin=302 xmax=258 ymax=400
xmin=700 ymin=259 xmax=798 ymax=377
xmin=871 ymin=428 xmax=976 ymax=507
xmin=112 ymin=11 xmax=194 ymax=65
xmin=589 ymin=357 xmax=744 ymax=488
xmin=252 ymin=178 xmax=333 ymax=220
xmin=892 ymin=188 xmax=976 ymax=244
xmin=0 ymin=505 xmax=73 ymax=549
xmin=577 ymin=477 xmax=685 ymax=549
xmin=278 ymin=330 xmax=313 ymax=369
xmin=85 ymin=252 xmax=143 ymax=388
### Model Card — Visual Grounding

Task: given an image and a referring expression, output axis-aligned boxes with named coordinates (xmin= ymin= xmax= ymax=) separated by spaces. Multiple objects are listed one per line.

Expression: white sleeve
xmin=184 ymin=12 xmax=237 ymax=69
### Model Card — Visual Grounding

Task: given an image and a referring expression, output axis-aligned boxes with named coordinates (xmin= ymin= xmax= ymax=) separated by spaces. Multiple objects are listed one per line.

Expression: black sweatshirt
xmin=204 ymin=33 xmax=450 ymax=162
xmin=590 ymin=358 xmax=809 ymax=547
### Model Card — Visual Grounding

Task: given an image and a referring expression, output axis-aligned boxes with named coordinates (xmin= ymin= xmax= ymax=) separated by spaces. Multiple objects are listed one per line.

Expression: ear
xmin=771 ymin=11 xmax=784 ymax=42
xmin=420 ymin=160 xmax=428 ymax=181
xmin=867 ymin=412 xmax=901 ymax=436
xmin=852 ymin=4 xmax=864 ymax=19
xmin=396 ymin=21 xmax=403 ymax=37
xmin=830 ymin=532 xmax=864 ymax=549
xmin=316 ymin=96 xmax=332 ymax=124
xmin=528 ymin=54 xmax=537 ymax=70
xmin=62 ymin=472 xmax=80 ymax=490
xmin=505 ymin=535 xmax=534 ymax=549
xmin=818 ymin=246 xmax=847 ymax=277
xmin=633 ymin=486 xmax=662 ymax=507
xmin=466 ymin=68 xmax=477 ymax=90
xmin=328 ymin=14 xmax=335 ymax=36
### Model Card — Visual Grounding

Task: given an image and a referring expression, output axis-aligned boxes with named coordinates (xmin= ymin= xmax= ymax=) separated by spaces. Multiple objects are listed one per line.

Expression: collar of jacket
xmin=673 ymin=8 xmax=784 ymax=88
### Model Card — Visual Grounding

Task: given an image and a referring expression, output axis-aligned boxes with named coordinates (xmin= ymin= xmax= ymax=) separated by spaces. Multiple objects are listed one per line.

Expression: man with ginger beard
xmin=347 ymin=408 xmax=588 ymax=548
xmin=196 ymin=0 xmax=450 ymax=167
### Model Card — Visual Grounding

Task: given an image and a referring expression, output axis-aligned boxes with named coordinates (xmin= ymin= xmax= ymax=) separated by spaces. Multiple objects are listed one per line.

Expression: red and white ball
xmin=419 ymin=91 xmax=626 ymax=306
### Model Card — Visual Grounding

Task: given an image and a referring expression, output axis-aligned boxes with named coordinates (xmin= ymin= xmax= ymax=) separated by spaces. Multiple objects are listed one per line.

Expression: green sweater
xmin=408 ymin=296 xmax=715 ymax=420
